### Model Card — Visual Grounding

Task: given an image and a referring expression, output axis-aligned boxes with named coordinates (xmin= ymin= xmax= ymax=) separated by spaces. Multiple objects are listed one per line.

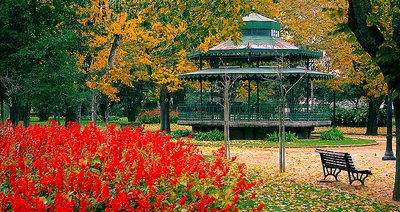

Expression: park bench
xmin=316 ymin=149 xmax=372 ymax=185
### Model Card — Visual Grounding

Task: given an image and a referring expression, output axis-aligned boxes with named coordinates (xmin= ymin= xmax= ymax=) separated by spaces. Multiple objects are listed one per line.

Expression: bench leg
xmin=322 ymin=166 xmax=341 ymax=181
xmin=348 ymin=172 xmax=371 ymax=185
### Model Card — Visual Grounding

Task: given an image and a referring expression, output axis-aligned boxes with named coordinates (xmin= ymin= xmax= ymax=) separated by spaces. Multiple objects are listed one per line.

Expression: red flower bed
xmin=0 ymin=122 xmax=262 ymax=211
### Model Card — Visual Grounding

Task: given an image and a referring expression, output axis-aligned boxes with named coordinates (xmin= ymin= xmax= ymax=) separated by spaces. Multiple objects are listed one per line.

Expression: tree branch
xmin=392 ymin=2 xmax=400 ymax=46
xmin=347 ymin=0 xmax=385 ymax=57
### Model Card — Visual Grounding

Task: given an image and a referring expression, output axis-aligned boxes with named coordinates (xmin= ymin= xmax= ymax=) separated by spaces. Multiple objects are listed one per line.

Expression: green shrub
xmin=136 ymin=109 xmax=179 ymax=124
xmin=170 ymin=129 xmax=191 ymax=139
xmin=334 ymin=106 xmax=386 ymax=127
xmin=194 ymin=130 xmax=224 ymax=141
xmin=285 ymin=132 xmax=299 ymax=142
xmin=136 ymin=109 xmax=160 ymax=124
xmin=265 ymin=132 xmax=279 ymax=142
xmin=320 ymin=128 xmax=345 ymax=140
xmin=169 ymin=115 xmax=179 ymax=124
xmin=265 ymin=132 xmax=298 ymax=142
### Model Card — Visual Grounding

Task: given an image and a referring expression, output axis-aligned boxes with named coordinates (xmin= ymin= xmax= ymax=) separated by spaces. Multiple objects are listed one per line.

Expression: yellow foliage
xmin=252 ymin=0 xmax=387 ymax=97
xmin=77 ymin=0 xmax=248 ymax=100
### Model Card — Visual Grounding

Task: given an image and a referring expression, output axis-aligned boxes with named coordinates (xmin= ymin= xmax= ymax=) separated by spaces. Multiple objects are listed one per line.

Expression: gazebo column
xmin=289 ymin=78 xmax=295 ymax=120
xmin=199 ymin=53 xmax=203 ymax=70
xmin=256 ymin=80 xmax=260 ymax=115
xmin=306 ymin=78 xmax=310 ymax=121
xmin=332 ymin=90 xmax=336 ymax=127
xmin=310 ymin=80 xmax=314 ymax=111
xmin=200 ymin=78 xmax=203 ymax=105
xmin=210 ymin=82 xmax=213 ymax=102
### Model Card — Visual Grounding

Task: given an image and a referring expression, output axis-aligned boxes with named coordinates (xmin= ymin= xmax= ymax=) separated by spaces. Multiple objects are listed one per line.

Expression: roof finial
xmin=252 ymin=7 xmax=256 ymax=12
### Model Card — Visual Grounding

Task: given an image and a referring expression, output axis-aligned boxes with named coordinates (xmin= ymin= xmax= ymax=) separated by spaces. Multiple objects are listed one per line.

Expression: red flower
xmin=0 ymin=122 xmax=257 ymax=211
xmin=178 ymin=196 xmax=188 ymax=206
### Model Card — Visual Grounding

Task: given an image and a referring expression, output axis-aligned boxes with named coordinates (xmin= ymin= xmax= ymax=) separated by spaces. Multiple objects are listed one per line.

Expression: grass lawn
xmin=315 ymin=126 xmax=396 ymax=135
xmin=248 ymin=169 xmax=399 ymax=211
xmin=192 ymin=138 xmax=375 ymax=148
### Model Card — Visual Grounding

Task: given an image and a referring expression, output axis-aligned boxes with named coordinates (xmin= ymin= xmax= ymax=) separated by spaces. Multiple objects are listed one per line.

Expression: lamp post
xmin=383 ymin=90 xmax=395 ymax=160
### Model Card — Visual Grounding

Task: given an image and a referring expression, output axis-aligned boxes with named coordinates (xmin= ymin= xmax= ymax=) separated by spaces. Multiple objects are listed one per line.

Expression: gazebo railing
xmin=178 ymin=103 xmax=330 ymax=122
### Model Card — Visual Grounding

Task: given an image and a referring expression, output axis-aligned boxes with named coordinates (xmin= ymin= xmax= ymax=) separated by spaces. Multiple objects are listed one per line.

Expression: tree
xmin=78 ymin=0 xmax=250 ymax=133
xmin=0 ymin=0 xmax=87 ymax=126
xmin=212 ymin=73 xmax=240 ymax=159
xmin=346 ymin=0 xmax=400 ymax=200
xmin=254 ymin=0 xmax=388 ymax=135
xmin=117 ymin=81 xmax=150 ymax=122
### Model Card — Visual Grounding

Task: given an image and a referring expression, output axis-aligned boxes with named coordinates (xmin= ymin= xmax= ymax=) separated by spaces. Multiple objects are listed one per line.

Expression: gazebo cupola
xmin=178 ymin=12 xmax=332 ymax=139
xmin=241 ymin=12 xmax=281 ymax=37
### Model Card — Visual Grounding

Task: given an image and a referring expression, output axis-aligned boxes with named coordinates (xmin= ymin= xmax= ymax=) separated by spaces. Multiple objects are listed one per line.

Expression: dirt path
xmin=227 ymin=135 xmax=399 ymax=205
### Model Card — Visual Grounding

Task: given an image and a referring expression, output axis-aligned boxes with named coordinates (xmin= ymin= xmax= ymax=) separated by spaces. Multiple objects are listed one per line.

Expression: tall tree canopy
xmin=0 ymin=0 xmax=87 ymax=126
xmin=345 ymin=0 xmax=400 ymax=200
xmin=253 ymin=0 xmax=388 ymax=134
xmin=78 ymin=0 xmax=250 ymax=132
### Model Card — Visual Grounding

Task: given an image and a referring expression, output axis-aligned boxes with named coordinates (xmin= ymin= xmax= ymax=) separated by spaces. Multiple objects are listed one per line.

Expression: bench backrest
xmin=316 ymin=149 xmax=356 ymax=171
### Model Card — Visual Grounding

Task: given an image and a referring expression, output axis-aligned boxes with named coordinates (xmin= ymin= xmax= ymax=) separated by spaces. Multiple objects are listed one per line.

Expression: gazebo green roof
xmin=178 ymin=67 xmax=332 ymax=80
xmin=188 ymin=13 xmax=322 ymax=60
xmin=187 ymin=36 xmax=323 ymax=60
xmin=241 ymin=12 xmax=280 ymax=31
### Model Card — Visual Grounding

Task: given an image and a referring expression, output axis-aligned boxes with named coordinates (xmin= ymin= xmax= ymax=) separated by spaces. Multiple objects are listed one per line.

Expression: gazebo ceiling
xmin=178 ymin=67 xmax=332 ymax=81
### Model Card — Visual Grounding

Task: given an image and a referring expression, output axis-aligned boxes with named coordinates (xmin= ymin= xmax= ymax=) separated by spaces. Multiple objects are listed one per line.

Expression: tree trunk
xmin=393 ymin=95 xmax=400 ymax=200
xmin=107 ymin=34 xmax=122 ymax=68
xmin=223 ymin=79 xmax=231 ymax=159
xmin=125 ymin=100 xmax=139 ymax=122
xmin=91 ymin=93 xmax=97 ymax=126
xmin=65 ymin=105 xmax=79 ymax=127
xmin=126 ymin=101 xmax=135 ymax=122
xmin=279 ymin=81 xmax=286 ymax=173
xmin=22 ymin=105 xmax=30 ymax=127
xmin=347 ymin=0 xmax=384 ymax=57
xmin=366 ymin=96 xmax=383 ymax=135
xmin=57 ymin=112 xmax=61 ymax=125
xmin=1 ymin=97 xmax=4 ymax=124
xmin=160 ymin=85 xmax=171 ymax=133
xmin=75 ymin=104 xmax=81 ymax=124
xmin=9 ymin=98 xmax=20 ymax=126
xmin=38 ymin=110 xmax=50 ymax=122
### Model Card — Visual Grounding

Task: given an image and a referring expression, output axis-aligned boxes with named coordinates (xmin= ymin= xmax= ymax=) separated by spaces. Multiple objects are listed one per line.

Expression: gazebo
xmin=178 ymin=12 xmax=332 ymax=139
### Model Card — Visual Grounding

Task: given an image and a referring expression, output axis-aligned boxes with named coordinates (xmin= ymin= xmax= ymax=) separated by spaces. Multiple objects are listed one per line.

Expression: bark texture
xmin=347 ymin=0 xmax=384 ymax=57
xmin=366 ymin=96 xmax=383 ymax=135
xmin=160 ymin=85 xmax=171 ymax=133
xmin=393 ymin=95 xmax=400 ymax=200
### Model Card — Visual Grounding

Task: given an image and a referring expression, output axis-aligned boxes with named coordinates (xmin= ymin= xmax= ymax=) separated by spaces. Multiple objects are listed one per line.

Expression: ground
xmin=152 ymin=124 xmax=398 ymax=205
xmin=207 ymin=135 xmax=398 ymax=205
